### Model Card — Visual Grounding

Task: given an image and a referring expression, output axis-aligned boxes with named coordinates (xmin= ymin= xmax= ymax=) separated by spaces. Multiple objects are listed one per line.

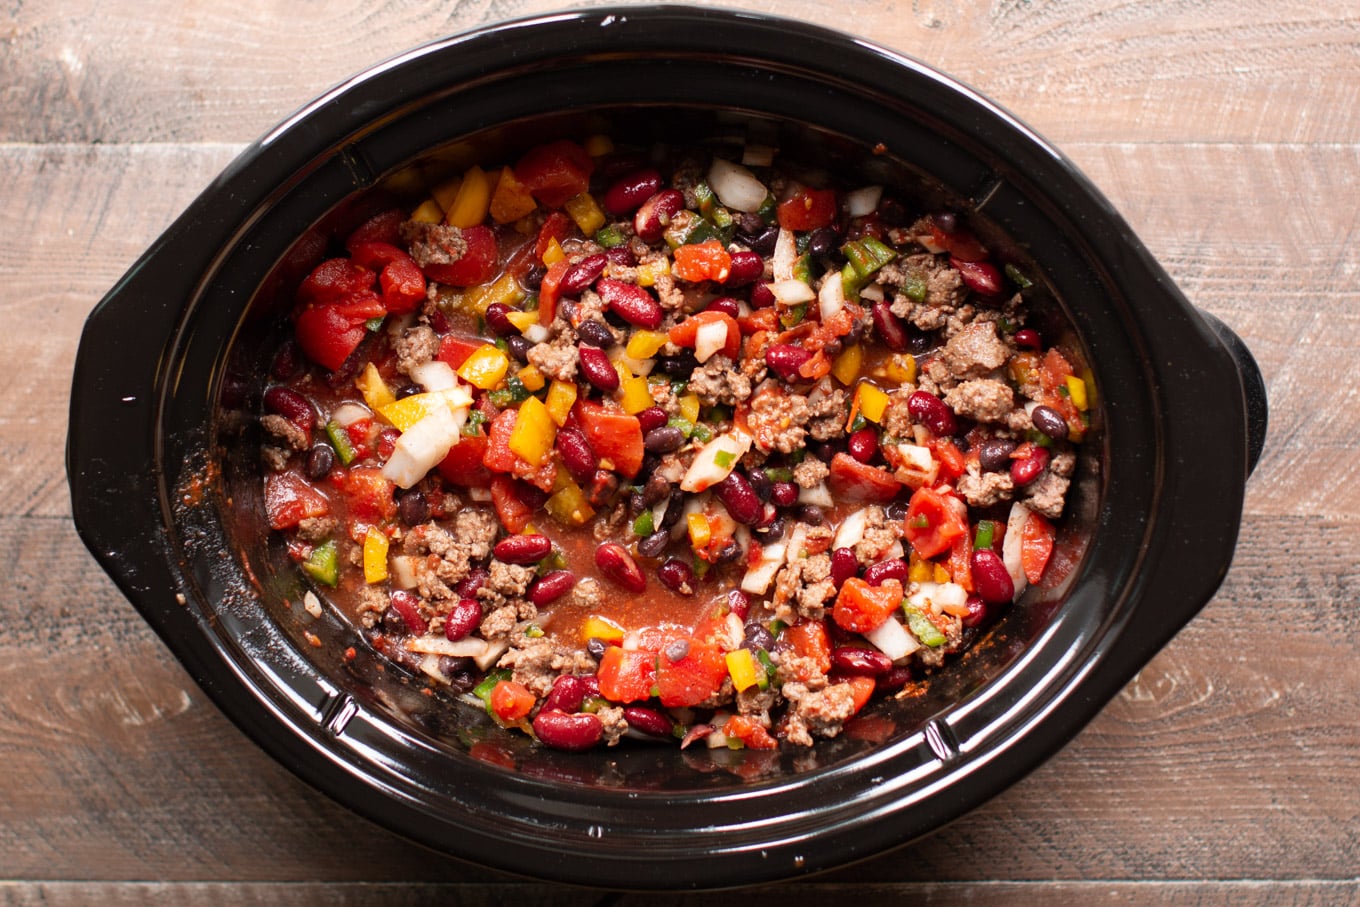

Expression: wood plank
xmin=2 ymin=515 xmax=1355 ymax=882
xmin=2 ymin=1 xmax=1358 ymax=146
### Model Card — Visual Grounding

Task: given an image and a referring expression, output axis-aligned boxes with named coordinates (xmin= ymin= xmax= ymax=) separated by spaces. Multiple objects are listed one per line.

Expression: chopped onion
xmin=680 ymin=430 xmax=753 ymax=492
xmin=609 ymin=344 xmax=655 ymax=377
xmin=798 ymin=481 xmax=834 ymax=507
xmin=382 ymin=404 xmax=462 ymax=488
xmin=707 ymin=157 xmax=769 ymax=213
xmin=864 ymin=616 xmax=920 ymax=661
xmin=893 ymin=443 xmax=939 ymax=491
xmin=846 ymin=185 xmax=883 ymax=218
xmin=740 ymin=541 xmax=787 ymax=594
xmin=330 ymin=401 xmax=372 ymax=428
xmin=388 ymin=555 xmax=421 ymax=590
xmin=524 ymin=323 xmax=550 ymax=344
xmin=1003 ymin=501 xmax=1032 ymax=596
xmin=818 ymin=270 xmax=846 ymax=320
xmin=410 ymin=360 xmax=457 ymax=392
xmin=694 ymin=319 xmax=730 ymax=363
xmin=833 ymin=507 xmax=870 ymax=550
xmin=407 ymin=636 xmax=489 ymax=658
xmin=769 ymin=279 xmax=816 ymax=306
xmin=859 ymin=283 xmax=885 ymax=303
xmin=473 ymin=638 xmax=511 ymax=671
xmin=772 ymin=228 xmax=797 ymax=281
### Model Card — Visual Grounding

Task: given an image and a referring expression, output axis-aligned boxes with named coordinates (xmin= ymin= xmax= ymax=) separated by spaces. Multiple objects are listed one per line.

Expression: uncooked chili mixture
xmin=258 ymin=136 xmax=1089 ymax=752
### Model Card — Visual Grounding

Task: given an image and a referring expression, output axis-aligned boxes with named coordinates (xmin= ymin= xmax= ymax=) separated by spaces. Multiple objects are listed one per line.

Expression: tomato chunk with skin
xmin=597 ymin=646 xmax=656 ymax=703
xmin=515 ymin=140 xmax=594 ymax=208
xmin=490 ymin=679 xmax=536 ymax=723
xmin=1022 ymin=511 xmax=1056 ymax=583
xmin=668 ymin=310 xmax=741 ymax=359
xmin=437 ymin=434 xmax=492 ymax=488
xmin=903 ymin=486 xmax=968 ymax=559
xmin=827 ymin=452 xmax=900 ymax=503
xmin=345 ymin=208 xmax=405 ymax=250
xmin=573 ymin=400 xmax=645 ymax=479
xmin=342 ymin=467 xmax=397 ymax=524
xmin=779 ymin=620 xmax=832 ymax=678
xmin=264 ymin=471 xmax=329 ymax=530
xmin=489 ymin=475 xmax=534 ymax=534
xmin=833 ymin=577 xmax=904 ymax=634
xmin=777 ymin=187 xmax=837 ymax=232
xmin=298 ymin=258 xmax=376 ymax=307
xmin=655 ymin=638 xmax=729 ymax=708
xmin=483 ymin=409 xmax=558 ymax=492
xmin=294 ymin=293 xmax=385 ymax=371
xmin=421 ymin=225 xmax=498 ymax=287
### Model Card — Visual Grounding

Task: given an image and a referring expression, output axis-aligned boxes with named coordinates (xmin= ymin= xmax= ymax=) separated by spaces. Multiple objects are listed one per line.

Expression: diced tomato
xmin=723 ymin=715 xmax=778 ymax=750
xmin=483 ymin=409 xmax=557 ymax=492
xmin=489 ymin=475 xmax=534 ymax=534
xmin=738 ymin=307 xmax=780 ymax=336
xmin=347 ymin=241 xmax=405 ymax=271
xmin=827 ymin=452 xmax=900 ymax=503
xmin=597 ymin=646 xmax=657 ymax=703
xmin=671 ymin=240 xmax=732 ymax=283
xmin=797 ymin=349 xmax=832 ymax=381
xmin=534 ymin=211 xmax=575 ymax=261
xmin=1021 ymin=511 xmax=1056 ymax=583
xmin=264 ymin=471 xmax=329 ymax=530
xmin=421 ymin=225 xmax=499 ymax=287
xmin=377 ymin=254 xmax=426 ymax=315
xmin=436 ymin=333 xmax=490 ymax=370
xmin=842 ymin=675 xmax=877 ymax=714
xmin=667 ymin=310 xmax=741 ymax=359
xmin=929 ymin=438 xmax=967 ymax=481
xmin=342 ymin=467 xmax=397 ymax=524
xmin=927 ymin=222 xmax=988 ymax=262
xmin=345 ymin=208 xmax=405 ymax=250
xmin=903 ymin=486 xmax=968 ymax=559
xmin=537 ymin=257 xmax=570 ymax=326
xmin=573 ymin=400 xmax=644 ymax=479
xmin=436 ymin=434 xmax=493 ymax=488
xmin=946 ymin=532 xmax=974 ymax=593
xmin=832 ymin=577 xmax=903 ymax=634
xmin=515 ymin=140 xmax=594 ymax=208
xmin=780 ymin=620 xmax=832 ymax=678
xmin=776 ymin=187 xmax=838 ymax=232
xmin=297 ymin=258 xmax=377 ymax=307
xmin=293 ymin=293 xmax=385 ymax=371
xmin=489 ymin=679 xmax=537 ymax=723
xmin=654 ymin=638 xmax=729 ymax=708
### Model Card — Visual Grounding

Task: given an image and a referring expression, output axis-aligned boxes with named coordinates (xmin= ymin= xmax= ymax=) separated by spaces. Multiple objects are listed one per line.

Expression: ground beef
xmin=882 ymin=252 xmax=968 ymax=320
xmin=956 ymin=466 xmax=1015 ymax=508
xmin=853 ymin=506 xmax=899 ymax=563
xmin=451 ymin=508 xmax=499 ymax=559
xmin=567 ymin=577 xmax=604 ymax=611
xmin=479 ymin=605 xmax=520 ymax=641
xmin=779 ymin=680 xmax=857 ymax=746
xmin=792 ymin=457 xmax=829 ymax=489
xmin=598 ymin=705 xmax=629 ymax=746
xmin=879 ymin=390 xmax=916 ymax=441
xmin=913 ymin=616 xmax=964 ymax=669
xmin=260 ymin=414 xmax=309 ymax=451
xmin=296 ymin=516 xmax=339 ymax=543
xmin=261 ymin=446 xmax=290 ymax=472
xmin=1023 ymin=450 xmax=1076 ymax=519
xmin=527 ymin=330 xmax=579 ymax=383
xmin=736 ymin=684 xmax=778 ymax=723
xmin=771 ymin=552 xmax=836 ymax=624
xmin=497 ymin=637 xmax=595 ymax=697
xmin=688 ymin=355 xmax=753 ymax=406
xmin=651 ymin=270 xmax=686 ymax=312
xmin=807 ymin=385 xmax=850 ymax=441
xmin=939 ymin=321 xmax=1010 ymax=380
xmin=478 ymin=561 xmax=535 ymax=611
xmin=747 ymin=387 xmax=810 ymax=454
xmin=393 ymin=324 xmax=439 ymax=376
xmin=356 ymin=585 xmax=389 ymax=629
xmin=944 ymin=378 xmax=1015 ymax=423
xmin=403 ymin=222 xmax=468 ymax=268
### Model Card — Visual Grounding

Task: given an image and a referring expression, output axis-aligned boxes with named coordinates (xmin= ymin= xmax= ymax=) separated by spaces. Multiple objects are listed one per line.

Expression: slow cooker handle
xmin=1197 ymin=310 xmax=1268 ymax=476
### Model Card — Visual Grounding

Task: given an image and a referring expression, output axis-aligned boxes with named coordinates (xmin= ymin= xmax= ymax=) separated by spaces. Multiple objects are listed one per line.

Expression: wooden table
xmin=4 ymin=1 xmax=1357 ymax=903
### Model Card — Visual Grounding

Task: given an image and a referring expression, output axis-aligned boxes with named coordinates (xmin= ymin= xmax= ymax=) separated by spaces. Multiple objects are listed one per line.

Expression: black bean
xmin=397 ymin=490 xmax=429 ymax=526
xmin=747 ymin=225 xmax=780 ymax=256
xmin=748 ymin=467 xmax=773 ymax=501
xmin=655 ymin=352 xmax=698 ymax=377
xmin=577 ymin=319 xmax=616 ymax=349
xmin=522 ymin=264 xmax=546 ymax=291
xmin=637 ymin=530 xmax=670 ymax=559
xmin=1030 ymin=404 xmax=1070 ymax=440
xmin=932 ymin=211 xmax=958 ymax=233
xmin=878 ymin=197 xmax=910 ymax=227
xmin=305 ymin=444 xmax=335 ymax=480
xmin=660 ymin=493 xmax=684 ymax=529
xmin=977 ymin=437 xmax=1018 ymax=472
xmin=644 ymin=425 xmax=685 ymax=453
xmin=663 ymin=637 xmax=691 ymax=662
xmin=795 ymin=504 xmax=826 ymax=526
xmin=734 ymin=212 xmax=766 ymax=238
xmin=885 ymin=501 xmax=908 ymax=522
xmin=641 ymin=474 xmax=670 ymax=506
xmin=906 ymin=328 xmax=934 ymax=355
xmin=713 ymin=541 xmax=743 ymax=564
xmin=807 ymin=226 xmax=839 ymax=261
xmin=395 ymin=383 xmax=422 ymax=400
xmin=628 ymin=492 xmax=648 ymax=518
xmin=505 ymin=334 xmax=532 ymax=363
xmin=585 ymin=637 xmax=608 ymax=660
xmin=743 ymin=623 xmax=775 ymax=651
xmin=753 ymin=516 xmax=785 ymax=540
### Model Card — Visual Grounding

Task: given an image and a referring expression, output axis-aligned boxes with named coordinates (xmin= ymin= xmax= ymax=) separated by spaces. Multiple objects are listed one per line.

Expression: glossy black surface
xmin=67 ymin=7 xmax=1266 ymax=889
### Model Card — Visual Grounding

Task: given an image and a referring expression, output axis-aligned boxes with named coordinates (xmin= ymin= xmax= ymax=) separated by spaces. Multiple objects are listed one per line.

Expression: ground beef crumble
xmin=687 ymin=355 xmax=753 ymax=406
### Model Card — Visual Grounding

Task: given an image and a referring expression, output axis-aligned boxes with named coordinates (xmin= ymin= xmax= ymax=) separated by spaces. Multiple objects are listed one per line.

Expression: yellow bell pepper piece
xmin=431 ymin=177 xmax=461 ymax=213
xmin=1065 ymin=374 xmax=1089 ymax=411
xmin=505 ymin=310 xmax=538 ymax=332
xmin=933 ymin=563 xmax=951 ymax=583
xmin=830 ymin=343 xmax=862 ymax=385
xmin=635 ymin=257 xmax=669 ymax=287
xmin=466 ymin=272 xmax=525 ymax=316
xmin=907 ymin=554 xmax=934 ymax=584
xmin=687 ymin=513 xmax=712 ymax=549
xmin=542 ymin=237 xmax=567 ymax=266
xmin=362 ymin=527 xmax=389 ymax=584
xmin=564 ymin=192 xmax=606 ymax=236
xmin=446 ymin=165 xmax=492 ymax=228
xmin=620 ymin=375 xmax=653 ymax=414
xmin=545 ymin=473 xmax=596 ymax=527
xmin=517 ymin=364 xmax=546 ymax=393
xmin=625 ymin=329 xmax=669 ymax=360
xmin=544 ymin=380 xmax=577 ymax=427
xmin=854 ymin=382 xmax=890 ymax=423
xmin=379 ymin=391 xmax=459 ymax=433
xmin=584 ymin=134 xmax=615 ymax=157
xmin=725 ymin=648 xmax=761 ymax=693
xmin=508 ymin=396 xmax=557 ymax=467
xmin=356 ymin=362 xmax=396 ymax=411
xmin=410 ymin=199 xmax=445 ymax=224
xmin=581 ymin=615 xmax=625 ymax=646
xmin=457 ymin=345 xmax=510 ymax=390
xmin=489 ymin=165 xmax=538 ymax=224
xmin=678 ymin=393 xmax=701 ymax=425
xmin=881 ymin=353 xmax=917 ymax=385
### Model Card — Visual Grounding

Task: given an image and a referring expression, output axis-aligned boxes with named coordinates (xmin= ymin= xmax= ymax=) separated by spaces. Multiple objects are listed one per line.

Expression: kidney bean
xmin=387 ymin=590 xmax=427 ymax=636
xmin=1030 ymin=404 xmax=1069 ymax=441
xmin=595 ymin=542 xmax=646 ymax=593
xmin=726 ymin=590 xmax=751 ymax=621
xmin=716 ymin=472 xmax=763 ymax=525
xmin=876 ymin=664 xmax=913 ymax=694
xmin=397 ymin=489 xmax=429 ymax=525
xmin=555 ymin=427 xmax=598 ymax=483
xmin=634 ymin=189 xmax=685 ymax=243
xmin=578 ymin=344 xmax=620 ymax=392
xmin=830 ymin=547 xmax=859 ymax=587
xmin=444 ymin=598 xmax=481 ymax=642
xmin=629 ymin=407 xmax=666 ymax=434
xmin=494 ymin=533 xmax=552 ymax=565
xmin=622 ymin=705 xmax=675 ymax=739
xmin=908 ymin=390 xmax=958 ymax=437
xmin=484 ymin=302 xmax=517 ymax=337
xmin=704 ymin=296 xmax=741 ymax=318
xmin=542 ymin=674 xmax=589 ymax=714
xmin=743 ymin=622 xmax=775 ymax=652
xmin=831 ymin=645 xmax=894 ymax=677
xmin=977 ymin=437 xmax=1017 ymax=472
xmin=305 ymin=444 xmax=335 ymax=480
xmin=597 ymin=278 xmax=664 ymax=329
xmin=644 ymin=425 xmax=685 ymax=454
xmin=603 ymin=167 xmax=663 ymax=215
xmin=270 ymin=341 xmax=301 ymax=379
xmin=971 ymin=548 xmax=1015 ymax=605
xmin=1013 ymin=327 xmax=1042 ymax=350
xmin=505 ymin=334 xmax=532 ymax=363
xmin=863 ymin=558 xmax=910 ymax=587
xmin=770 ymin=481 xmax=798 ymax=508
xmin=263 ymin=386 xmax=314 ymax=430
xmin=726 ymin=250 xmax=763 ymax=286
xmin=533 ymin=710 xmax=603 ymax=752
xmin=952 ymin=258 xmax=1004 ymax=296
xmin=636 ymin=529 xmax=670 ymax=559
xmin=576 ymin=319 xmax=615 ymax=349
xmin=1010 ymin=445 xmax=1050 ymax=487
xmin=529 ymin=570 xmax=576 ymax=606
xmin=658 ymin=558 xmax=696 ymax=595
xmin=453 ymin=567 xmax=488 ymax=600
xmin=765 ymin=344 xmax=813 ymax=382
xmin=749 ymin=282 xmax=776 ymax=309
xmin=962 ymin=595 xmax=989 ymax=628
xmin=848 ymin=427 xmax=879 ymax=464
xmin=560 ymin=254 xmax=607 ymax=297
xmin=871 ymin=302 xmax=910 ymax=352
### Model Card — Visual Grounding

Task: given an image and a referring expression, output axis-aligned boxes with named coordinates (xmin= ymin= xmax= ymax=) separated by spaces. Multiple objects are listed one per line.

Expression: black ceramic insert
xmin=67 ymin=7 xmax=1266 ymax=889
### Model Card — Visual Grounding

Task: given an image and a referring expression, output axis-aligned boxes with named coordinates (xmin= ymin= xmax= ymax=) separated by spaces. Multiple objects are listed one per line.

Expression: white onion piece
xmin=381 ymin=404 xmax=462 ymax=488
xmin=798 ymin=482 xmax=834 ymax=507
xmin=818 ymin=270 xmax=846 ymax=320
xmin=892 ymin=443 xmax=940 ymax=490
xmin=694 ymin=319 xmax=730 ymax=364
xmin=523 ymin=323 xmax=551 ymax=344
xmin=859 ymin=283 xmax=886 ymax=303
xmin=473 ymin=638 xmax=511 ymax=671
xmin=772 ymin=228 xmax=797 ymax=281
xmin=741 ymin=144 xmax=775 ymax=168
xmin=864 ymin=616 xmax=920 ymax=661
xmin=769 ymin=279 xmax=816 ymax=306
xmin=407 ymin=636 xmax=489 ymax=658
xmin=707 ymin=158 xmax=769 ymax=213
xmin=833 ymin=507 xmax=870 ymax=551
xmin=388 ymin=555 xmax=421 ymax=590
xmin=741 ymin=541 xmax=787 ymax=595
xmin=1003 ymin=501 xmax=1032 ymax=596
xmin=410 ymin=359 xmax=457 ymax=392
xmin=609 ymin=344 xmax=655 ymax=377
xmin=330 ymin=401 xmax=372 ymax=428
xmin=680 ymin=430 xmax=753 ymax=492
xmin=846 ymin=185 xmax=883 ymax=217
